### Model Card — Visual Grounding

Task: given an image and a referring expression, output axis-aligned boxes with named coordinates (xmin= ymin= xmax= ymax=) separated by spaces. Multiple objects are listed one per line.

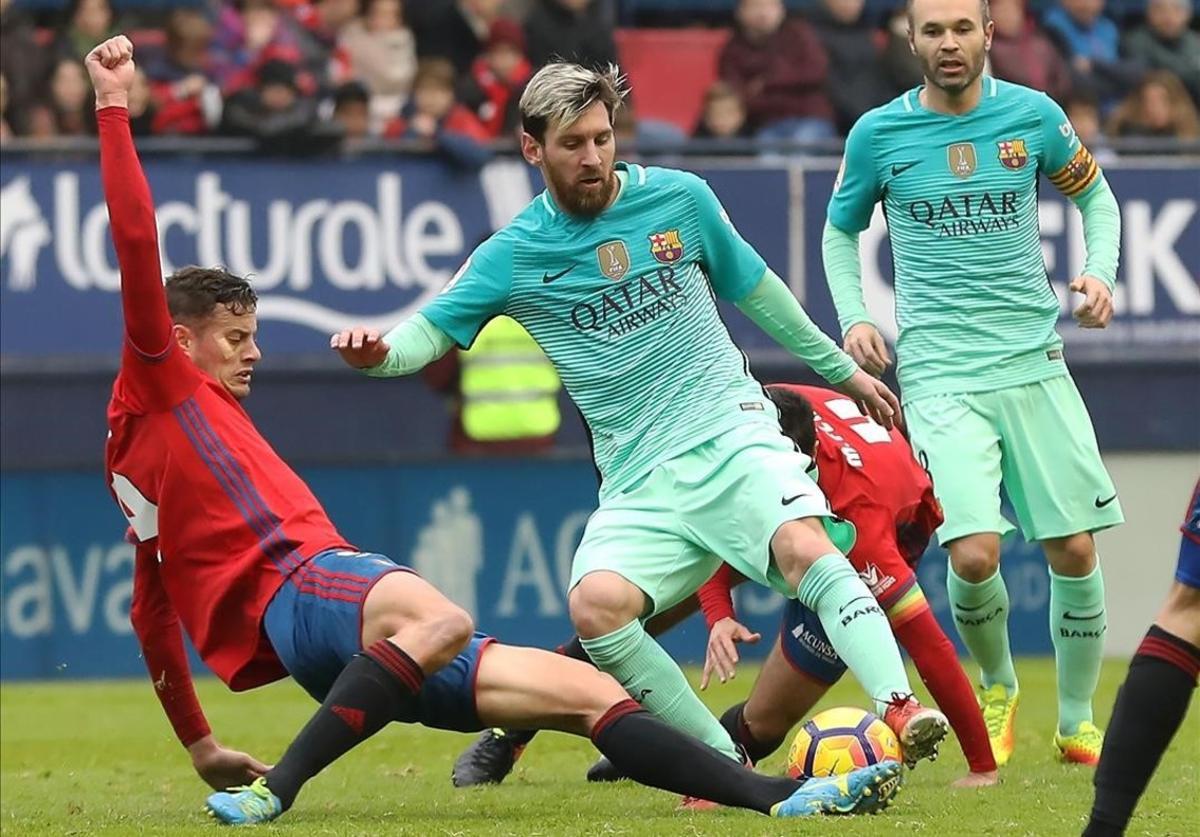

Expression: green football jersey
xmin=828 ymin=77 xmax=1113 ymax=402
xmin=422 ymin=162 xmax=779 ymax=495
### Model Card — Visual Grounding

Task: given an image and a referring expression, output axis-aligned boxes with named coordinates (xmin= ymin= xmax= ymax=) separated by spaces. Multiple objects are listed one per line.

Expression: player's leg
xmin=996 ymin=377 xmax=1122 ymax=761
xmin=567 ymin=470 xmax=741 ymax=761
xmin=208 ymin=552 xmax=473 ymax=822
xmin=1085 ymin=523 xmax=1200 ymax=836
xmin=907 ymin=393 xmax=1019 ymax=764
xmin=727 ymin=601 xmax=842 ymax=764
xmin=473 ymin=643 xmax=901 ymax=816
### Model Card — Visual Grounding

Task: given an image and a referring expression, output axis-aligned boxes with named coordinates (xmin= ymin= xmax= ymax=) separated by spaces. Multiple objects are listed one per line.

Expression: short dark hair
xmin=165 ymin=266 xmax=257 ymax=326
xmin=766 ymin=385 xmax=818 ymax=455
xmin=906 ymin=0 xmax=991 ymax=27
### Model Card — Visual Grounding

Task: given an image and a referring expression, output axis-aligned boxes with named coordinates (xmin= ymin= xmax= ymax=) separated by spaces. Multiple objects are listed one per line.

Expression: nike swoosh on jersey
xmin=1094 ymin=494 xmax=1118 ymax=508
xmin=542 ymin=265 xmax=574 ymax=283
xmin=890 ymin=161 xmax=921 ymax=177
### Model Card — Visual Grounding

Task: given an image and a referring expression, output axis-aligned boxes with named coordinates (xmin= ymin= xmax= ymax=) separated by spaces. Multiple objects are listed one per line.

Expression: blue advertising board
xmin=1 ymin=461 xmax=1052 ymax=682
xmin=3 ymin=155 xmax=1195 ymax=364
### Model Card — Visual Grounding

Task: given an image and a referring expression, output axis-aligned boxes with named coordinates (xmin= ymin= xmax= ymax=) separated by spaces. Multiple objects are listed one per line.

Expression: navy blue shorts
xmin=779 ymin=599 xmax=847 ymax=685
xmin=264 ymin=549 xmax=495 ymax=733
xmin=1178 ymin=483 xmax=1200 ymax=589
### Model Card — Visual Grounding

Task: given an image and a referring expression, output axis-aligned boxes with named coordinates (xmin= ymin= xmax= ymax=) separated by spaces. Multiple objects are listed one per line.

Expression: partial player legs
xmin=1043 ymin=532 xmax=1107 ymax=761
xmin=727 ymin=639 xmax=831 ymax=763
xmin=569 ymin=570 xmax=741 ymax=760
xmin=1085 ymin=577 xmax=1200 ymax=836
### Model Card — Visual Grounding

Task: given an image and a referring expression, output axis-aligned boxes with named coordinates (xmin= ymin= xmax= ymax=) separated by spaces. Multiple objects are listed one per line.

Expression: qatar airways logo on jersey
xmin=568 ymin=266 xmax=687 ymax=338
xmin=0 ymin=163 xmax=534 ymax=337
xmin=907 ymin=190 xmax=1020 ymax=238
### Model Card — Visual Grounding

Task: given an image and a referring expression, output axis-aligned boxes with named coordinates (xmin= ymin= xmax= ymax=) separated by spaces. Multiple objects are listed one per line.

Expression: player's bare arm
xmin=331 ymin=327 xmax=389 ymax=368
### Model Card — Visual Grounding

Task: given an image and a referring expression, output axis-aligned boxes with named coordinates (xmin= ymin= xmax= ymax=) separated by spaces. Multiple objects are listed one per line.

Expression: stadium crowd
xmin=1 ymin=0 xmax=1197 ymax=157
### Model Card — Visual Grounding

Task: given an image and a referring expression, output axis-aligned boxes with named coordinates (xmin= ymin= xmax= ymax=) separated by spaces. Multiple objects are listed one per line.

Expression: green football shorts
xmin=568 ymin=421 xmax=857 ymax=616
xmin=905 ymin=375 xmax=1124 ymax=544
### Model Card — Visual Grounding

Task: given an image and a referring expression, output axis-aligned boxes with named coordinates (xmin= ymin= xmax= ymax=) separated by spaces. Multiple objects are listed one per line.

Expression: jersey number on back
xmin=111 ymin=472 xmax=159 ymax=542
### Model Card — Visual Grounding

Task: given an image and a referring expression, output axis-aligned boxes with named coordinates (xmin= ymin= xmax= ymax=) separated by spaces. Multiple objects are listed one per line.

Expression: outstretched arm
xmin=331 ymin=313 xmax=456 ymax=376
xmin=130 ymin=540 xmax=270 ymax=790
xmin=90 ymin=37 xmax=170 ymax=359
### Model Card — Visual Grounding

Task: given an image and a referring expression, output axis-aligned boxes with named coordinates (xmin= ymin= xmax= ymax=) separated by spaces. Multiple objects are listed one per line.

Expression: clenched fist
xmin=85 ymin=35 xmax=136 ymax=109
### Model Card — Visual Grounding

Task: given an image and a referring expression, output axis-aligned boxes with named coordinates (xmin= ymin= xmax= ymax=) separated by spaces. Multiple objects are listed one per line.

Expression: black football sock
xmin=720 ymin=701 xmax=786 ymax=765
xmin=265 ymin=639 xmax=424 ymax=809
xmin=592 ymin=700 xmax=802 ymax=814
xmin=1085 ymin=625 xmax=1199 ymax=837
xmin=497 ymin=636 xmax=594 ymax=749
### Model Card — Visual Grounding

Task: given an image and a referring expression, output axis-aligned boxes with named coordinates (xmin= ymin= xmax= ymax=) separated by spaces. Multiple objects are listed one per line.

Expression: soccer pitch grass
xmin=2 ymin=658 xmax=1197 ymax=836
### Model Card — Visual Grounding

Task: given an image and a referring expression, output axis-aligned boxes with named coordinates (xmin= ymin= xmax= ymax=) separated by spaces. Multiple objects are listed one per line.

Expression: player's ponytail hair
xmin=519 ymin=62 xmax=630 ymax=143
xmin=165 ymin=265 xmax=258 ymax=326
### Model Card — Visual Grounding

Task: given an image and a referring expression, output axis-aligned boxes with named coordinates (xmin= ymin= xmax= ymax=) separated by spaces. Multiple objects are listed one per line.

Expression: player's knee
xmin=743 ymin=694 xmax=801 ymax=742
xmin=424 ymin=605 xmax=475 ymax=656
xmin=771 ymin=518 xmax=835 ymax=588
xmin=568 ymin=572 xmax=646 ymax=639
xmin=949 ymin=536 xmax=1000 ymax=582
xmin=1043 ymin=532 xmax=1096 ymax=577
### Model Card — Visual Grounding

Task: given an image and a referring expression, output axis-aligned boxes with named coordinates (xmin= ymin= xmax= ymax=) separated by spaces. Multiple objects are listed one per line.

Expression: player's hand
xmin=701 ymin=618 xmax=761 ymax=690
xmin=1069 ymin=276 xmax=1113 ymax=329
xmin=187 ymin=735 xmax=271 ymax=791
xmin=843 ymin=323 xmax=891 ymax=378
xmin=85 ymin=35 xmax=136 ymax=109
xmin=834 ymin=368 xmax=901 ymax=430
xmin=331 ymin=327 xmax=390 ymax=369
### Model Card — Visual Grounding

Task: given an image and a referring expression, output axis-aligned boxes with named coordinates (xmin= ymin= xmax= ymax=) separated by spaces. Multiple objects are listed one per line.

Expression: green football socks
xmin=581 ymin=619 xmax=740 ymax=761
xmin=796 ymin=553 xmax=911 ymax=715
xmin=1050 ymin=563 xmax=1107 ymax=734
xmin=947 ymin=565 xmax=1019 ymax=694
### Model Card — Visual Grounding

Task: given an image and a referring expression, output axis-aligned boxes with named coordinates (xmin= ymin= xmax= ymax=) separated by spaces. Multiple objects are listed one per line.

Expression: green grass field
xmin=2 ymin=658 xmax=1197 ymax=836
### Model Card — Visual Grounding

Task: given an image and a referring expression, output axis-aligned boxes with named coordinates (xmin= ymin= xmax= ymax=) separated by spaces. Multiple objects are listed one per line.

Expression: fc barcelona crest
xmin=997 ymin=139 xmax=1029 ymax=170
xmin=596 ymin=240 xmax=631 ymax=281
xmin=648 ymin=229 xmax=685 ymax=264
xmin=947 ymin=142 xmax=977 ymax=178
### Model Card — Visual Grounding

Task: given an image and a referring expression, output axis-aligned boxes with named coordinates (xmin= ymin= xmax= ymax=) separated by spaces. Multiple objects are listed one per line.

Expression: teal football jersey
xmin=422 ymin=162 xmax=779 ymax=494
xmin=828 ymin=77 xmax=1110 ymax=402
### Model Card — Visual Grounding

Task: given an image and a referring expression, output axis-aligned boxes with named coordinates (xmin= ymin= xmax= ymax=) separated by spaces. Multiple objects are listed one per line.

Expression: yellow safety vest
xmin=460 ymin=316 xmax=561 ymax=442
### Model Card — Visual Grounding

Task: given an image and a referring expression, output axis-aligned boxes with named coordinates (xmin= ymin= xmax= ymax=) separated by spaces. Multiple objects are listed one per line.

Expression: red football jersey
xmin=100 ymin=109 xmax=351 ymax=701
xmin=788 ymin=384 xmax=943 ymax=568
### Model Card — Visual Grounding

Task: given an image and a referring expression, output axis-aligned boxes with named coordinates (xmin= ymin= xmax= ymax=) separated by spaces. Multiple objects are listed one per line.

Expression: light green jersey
xmin=421 ymin=162 xmax=779 ymax=495
xmin=828 ymin=77 xmax=1116 ymax=402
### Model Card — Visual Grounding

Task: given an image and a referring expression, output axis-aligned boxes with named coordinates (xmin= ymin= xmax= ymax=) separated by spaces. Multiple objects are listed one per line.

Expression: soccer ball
xmin=786 ymin=706 xmax=902 ymax=779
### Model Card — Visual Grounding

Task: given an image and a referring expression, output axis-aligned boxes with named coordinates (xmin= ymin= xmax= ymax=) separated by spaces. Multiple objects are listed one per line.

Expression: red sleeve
xmin=697 ymin=564 xmax=738 ymax=629
xmin=100 ymin=107 xmax=200 ymax=411
xmin=129 ymin=539 xmax=211 ymax=747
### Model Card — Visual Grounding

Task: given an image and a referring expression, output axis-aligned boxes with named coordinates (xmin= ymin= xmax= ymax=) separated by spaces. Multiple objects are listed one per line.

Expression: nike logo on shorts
xmin=1094 ymin=494 xmax=1118 ymax=508
xmin=782 ymin=494 xmax=809 ymax=506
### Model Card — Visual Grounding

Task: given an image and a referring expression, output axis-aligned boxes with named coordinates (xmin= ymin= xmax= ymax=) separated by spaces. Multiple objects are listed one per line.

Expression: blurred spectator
xmin=145 ymin=9 xmax=216 ymax=85
xmin=879 ymin=5 xmax=923 ymax=93
xmin=1043 ymin=0 xmax=1141 ymax=106
xmin=220 ymin=58 xmax=334 ymax=151
xmin=693 ymin=81 xmax=752 ymax=140
xmin=1065 ymin=90 xmax=1117 ymax=162
xmin=212 ymin=0 xmax=307 ymax=93
xmin=1107 ymin=69 xmax=1200 ymax=140
xmin=338 ymin=0 xmax=417 ymax=121
xmin=331 ymin=80 xmax=372 ymax=138
xmin=409 ymin=0 xmax=504 ymax=75
xmin=47 ymin=57 xmax=92 ymax=136
xmin=424 ymin=315 xmax=561 ymax=455
xmin=386 ymin=59 xmax=492 ymax=167
xmin=459 ymin=18 xmax=532 ymax=137
xmin=718 ymin=0 xmax=835 ymax=142
xmin=126 ymin=69 xmax=159 ymax=136
xmin=524 ymin=0 xmax=618 ymax=70
xmin=143 ymin=9 xmax=222 ymax=135
xmin=1124 ymin=0 xmax=1200 ymax=105
xmin=808 ymin=0 xmax=895 ymax=135
xmin=989 ymin=0 xmax=1073 ymax=102
xmin=55 ymin=0 xmax=118 ymax=63
xmin=2 ymin=0 xmax=49 ymax=134
xmin=25 ymin=102 xmax=59 ymax=140
xmin=292 ymin=0 xmax=360 ymax=82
